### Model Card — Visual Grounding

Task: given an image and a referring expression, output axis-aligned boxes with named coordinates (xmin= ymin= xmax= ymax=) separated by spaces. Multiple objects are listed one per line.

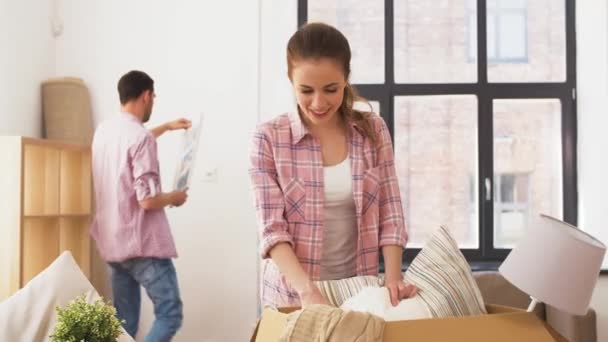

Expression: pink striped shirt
xmin=90 ymin=112 xmax=177 ymax=262
xmin=249 ymin=112 xmax=407 ymax=307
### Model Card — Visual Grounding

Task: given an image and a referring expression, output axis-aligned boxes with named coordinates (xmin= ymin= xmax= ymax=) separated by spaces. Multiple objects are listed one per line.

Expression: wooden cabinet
xmin=0 ymin=137 xmax=92 ymax=300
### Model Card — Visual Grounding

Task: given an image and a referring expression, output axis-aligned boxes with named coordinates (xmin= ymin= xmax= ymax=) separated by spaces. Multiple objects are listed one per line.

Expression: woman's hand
xmin=298 ymin=282 xmax=330 ymax=307
xmin=384 ymin=276 xmax=417 ymax=306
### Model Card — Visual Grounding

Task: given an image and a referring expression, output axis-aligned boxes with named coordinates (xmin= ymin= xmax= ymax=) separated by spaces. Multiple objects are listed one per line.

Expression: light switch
xmin=201 ymin=167 xmax=218 ymax=183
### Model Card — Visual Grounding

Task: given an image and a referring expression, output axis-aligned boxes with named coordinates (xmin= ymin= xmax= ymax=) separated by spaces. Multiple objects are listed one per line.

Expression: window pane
xmin=500 ymin=0 xmax=526 ymax=10
xmin=493 ymin=99 xmax=563 ymax=248
xmin=487 ymin=13 xmax=497 ymax=59
xmin=394 ymin=95 xmax=478 ymax=248
xmin=308 ymin=0 xmax=384 ymax=84
xmin=499 ymin=13 xmax=527 ymax=59
xmin=487 ymin=0 xmax=566 ymax=82
xmin=467 ymin=12 xmax=478 ymax=60
xmin=394 ymin=0 xmax=477 ymax=83
xmin=499 ymin=175 xmax=515 ymax=202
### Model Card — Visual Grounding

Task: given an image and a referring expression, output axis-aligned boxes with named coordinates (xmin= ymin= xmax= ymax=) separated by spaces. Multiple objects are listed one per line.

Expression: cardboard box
xmin=251 ymin=304 xmax=564 ymax=341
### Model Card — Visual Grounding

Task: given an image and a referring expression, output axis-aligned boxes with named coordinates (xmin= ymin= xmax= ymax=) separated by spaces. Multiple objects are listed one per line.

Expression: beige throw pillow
xmin=404 ymin=225 xmax=487 ymax=317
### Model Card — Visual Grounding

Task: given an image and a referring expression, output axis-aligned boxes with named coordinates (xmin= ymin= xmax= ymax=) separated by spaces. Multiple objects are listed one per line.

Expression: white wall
xmin=259 ymin=0 xmax=297 ymax=121
xmin=0 ymin=0 xmax=55 ymax=137
xmin=577 ymin=0 xmax=608 ymax=340
xmin=577 ymin=0 xmax=608 ymax=271
xmin=54 ymin=1 xmax=259 ymax=341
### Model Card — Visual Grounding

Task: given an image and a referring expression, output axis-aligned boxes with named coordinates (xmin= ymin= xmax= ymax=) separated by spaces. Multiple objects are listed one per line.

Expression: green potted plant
xmin=50 ymin=294 xmax=125 ymax=342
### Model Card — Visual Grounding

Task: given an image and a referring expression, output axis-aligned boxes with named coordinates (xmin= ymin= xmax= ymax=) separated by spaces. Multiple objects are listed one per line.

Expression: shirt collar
xmin=289 ymin=112 xmax=309 ymax=144
xmin=289 ymin=111 xmax=364 ymax=144
xmin=121 ymin=111 xmax=143 ymax=125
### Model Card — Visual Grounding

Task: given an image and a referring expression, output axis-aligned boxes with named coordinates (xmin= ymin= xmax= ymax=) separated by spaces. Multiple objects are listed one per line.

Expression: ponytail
xmin=340 ymin=83 xmax=378 ymax=146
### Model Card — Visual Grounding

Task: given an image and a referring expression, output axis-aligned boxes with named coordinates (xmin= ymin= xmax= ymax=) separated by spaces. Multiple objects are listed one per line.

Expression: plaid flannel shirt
xmin=249 ymin=112 xmax=407 ymax=307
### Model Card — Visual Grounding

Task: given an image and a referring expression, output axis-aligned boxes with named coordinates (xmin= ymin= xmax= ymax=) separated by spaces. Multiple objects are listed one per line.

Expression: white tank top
xmin=320 ymin=157 xmax=358 ymax=280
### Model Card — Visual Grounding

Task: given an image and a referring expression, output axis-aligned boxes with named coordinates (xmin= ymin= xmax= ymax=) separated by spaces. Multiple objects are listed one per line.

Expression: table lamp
xmin=499 ymin=214 xmax=606 ymax=315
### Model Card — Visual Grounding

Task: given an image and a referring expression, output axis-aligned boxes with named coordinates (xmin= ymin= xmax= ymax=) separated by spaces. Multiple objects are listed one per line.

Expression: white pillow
xmin=0 ymin=251 xmax=133 ymax=342
xmin=340 ymin=287 xmax=432 ymax=322
xmin=314 ymin=275 xmax=381 ymax=307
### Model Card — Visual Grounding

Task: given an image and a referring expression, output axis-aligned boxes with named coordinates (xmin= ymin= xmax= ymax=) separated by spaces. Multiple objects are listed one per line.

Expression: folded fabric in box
xmin=279 ymin=304 xmax=384 ymax=342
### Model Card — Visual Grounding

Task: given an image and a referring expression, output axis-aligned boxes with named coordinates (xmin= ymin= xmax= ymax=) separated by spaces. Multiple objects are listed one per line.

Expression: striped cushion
xmin=314 ymin=275 xmax=381 ymax=307
xmin=404 ymin=226 xmax=487 ymax=317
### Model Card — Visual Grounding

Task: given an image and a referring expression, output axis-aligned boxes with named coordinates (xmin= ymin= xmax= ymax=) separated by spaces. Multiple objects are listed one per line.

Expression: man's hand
xmin=139 ymin=189 xmax=188 ymax=210
xmin=169 ymin=190 xmax=188 ymax=207
xmin=151 ymin=118 xmax=192 ymax=138
xmin=166 ymin=118 xmax=192 ymax=131
xmin=384 ymin=276 xmax=417 ymax=306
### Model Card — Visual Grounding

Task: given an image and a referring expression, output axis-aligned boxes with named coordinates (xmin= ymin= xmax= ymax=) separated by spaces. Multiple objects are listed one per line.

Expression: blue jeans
xmin=109 ymin=258 xmax=183 ymax=342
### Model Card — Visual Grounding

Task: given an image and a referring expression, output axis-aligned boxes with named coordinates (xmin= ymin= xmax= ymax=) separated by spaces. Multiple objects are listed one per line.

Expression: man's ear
xmin=141 ymin=90 xmax=152 ymax=103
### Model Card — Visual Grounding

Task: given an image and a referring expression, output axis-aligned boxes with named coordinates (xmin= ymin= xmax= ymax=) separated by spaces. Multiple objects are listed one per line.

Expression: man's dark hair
xmin=117 ymin=70 xmax=154 ymax=105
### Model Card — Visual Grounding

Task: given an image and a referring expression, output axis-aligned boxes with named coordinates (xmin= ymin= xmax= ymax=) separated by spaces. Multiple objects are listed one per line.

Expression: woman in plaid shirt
xmin=250 ymin=23 xmax=417 ymax=308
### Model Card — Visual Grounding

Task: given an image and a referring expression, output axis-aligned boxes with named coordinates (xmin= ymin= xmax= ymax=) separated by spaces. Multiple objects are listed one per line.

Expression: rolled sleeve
xmin=131 ymin=133 xmax=162 ymax=201
xmin=375 ymin=117 xmax=408 ymax=248
xmin=249 ymin=127 xmax=294 ymax=259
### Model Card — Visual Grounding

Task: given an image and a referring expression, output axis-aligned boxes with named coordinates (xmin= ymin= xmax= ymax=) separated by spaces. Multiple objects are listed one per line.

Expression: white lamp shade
xmin=499 ymin=214 xmax=606 ymax=316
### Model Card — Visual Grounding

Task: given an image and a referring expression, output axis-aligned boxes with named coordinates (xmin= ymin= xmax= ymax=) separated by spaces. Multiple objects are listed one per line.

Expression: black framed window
xmin=299 ymin=0 xmax=577 ymax=268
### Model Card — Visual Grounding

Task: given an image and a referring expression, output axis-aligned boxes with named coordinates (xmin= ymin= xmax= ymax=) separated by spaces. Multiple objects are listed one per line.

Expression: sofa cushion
xmin=0 ymin=251 xmax=133 ymax=342
xmin=404 ymin=226 xmax=487 ymax=317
